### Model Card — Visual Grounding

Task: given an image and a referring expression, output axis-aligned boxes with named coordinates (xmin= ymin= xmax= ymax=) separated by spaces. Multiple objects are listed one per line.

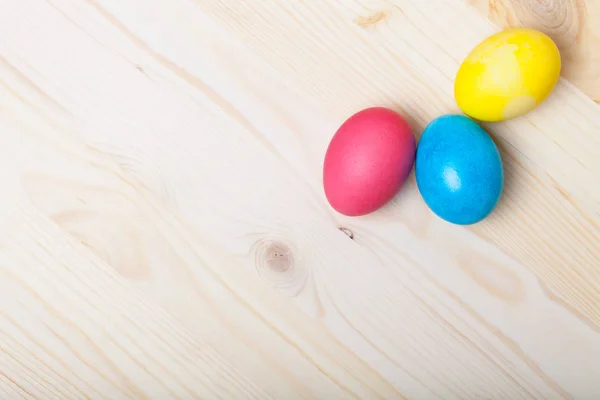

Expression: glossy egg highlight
xmin=415 ymin=115 xmax=503 ymax=225
xmin=455 ymin=28 xmax=561 ymax=122
xmin=323 ymin=107 xmax=416 ymax=216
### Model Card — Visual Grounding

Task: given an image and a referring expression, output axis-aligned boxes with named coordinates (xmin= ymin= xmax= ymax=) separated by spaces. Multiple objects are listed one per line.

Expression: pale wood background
xmin=0 ymin=0 xmax=599 ymax=399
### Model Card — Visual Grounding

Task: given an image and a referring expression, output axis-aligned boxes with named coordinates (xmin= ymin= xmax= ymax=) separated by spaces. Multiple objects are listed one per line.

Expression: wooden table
xmin=1 ymin=1 xmax=599 ymax=399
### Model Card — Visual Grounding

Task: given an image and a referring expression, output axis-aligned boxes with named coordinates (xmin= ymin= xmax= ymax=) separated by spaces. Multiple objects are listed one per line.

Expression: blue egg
xmin=415 ymin=114 xmax=504 ymax=225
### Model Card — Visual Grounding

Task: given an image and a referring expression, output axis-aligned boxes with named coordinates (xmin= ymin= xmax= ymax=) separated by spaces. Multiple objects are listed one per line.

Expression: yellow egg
xmin=454 ymin=28 xmax=561 ymax=122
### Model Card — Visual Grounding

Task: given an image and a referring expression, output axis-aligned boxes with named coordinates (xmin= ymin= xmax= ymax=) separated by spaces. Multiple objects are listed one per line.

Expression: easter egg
xmin=323 ymin=107 xmax=416 ymax=216
xmin=455 ymin=28 xmax=561 ymax=122
xmin=415 ymin=114 xmax=503 ymax=225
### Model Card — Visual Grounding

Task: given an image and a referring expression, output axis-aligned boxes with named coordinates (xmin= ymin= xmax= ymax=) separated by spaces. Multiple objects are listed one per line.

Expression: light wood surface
xmin=0 ymin=0 xmax=599 ymax=399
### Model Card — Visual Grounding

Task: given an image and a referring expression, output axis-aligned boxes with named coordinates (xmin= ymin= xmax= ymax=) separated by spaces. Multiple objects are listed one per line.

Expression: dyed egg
xmin=455 ymin=28 xmax=561 ymax=122
xmin=415 ymin=115 xmax=503 ymax=225
xmin=323 ymin=107 xmax=416 ymax=216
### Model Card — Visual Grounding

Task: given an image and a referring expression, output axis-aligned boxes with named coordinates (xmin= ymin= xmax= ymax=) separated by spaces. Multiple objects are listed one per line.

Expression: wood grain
xmin=0 ymin=0 xmax=599 ymax=398
xmin=466 ymin=0 xmax=600 ymax=102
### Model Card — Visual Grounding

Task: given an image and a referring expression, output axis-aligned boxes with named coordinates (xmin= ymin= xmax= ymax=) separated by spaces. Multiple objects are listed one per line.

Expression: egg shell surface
xmin=415 ymin=114 xmax=503 ymax=225
xmin=455 ymin=28 xmax=561 ymax=122
xmin=323 ymin=107 xmax=416 ymax=216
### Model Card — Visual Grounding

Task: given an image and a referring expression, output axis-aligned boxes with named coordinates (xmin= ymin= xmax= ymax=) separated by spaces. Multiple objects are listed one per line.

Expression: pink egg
xmin=323 ymin=107 xmax=416 ymax=216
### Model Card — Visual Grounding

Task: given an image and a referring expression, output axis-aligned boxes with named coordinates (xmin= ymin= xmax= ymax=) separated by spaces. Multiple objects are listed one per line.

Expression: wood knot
xmin=253 ymin=239 xmax=308 ymax=297
xmin=338 ymin=227 xmax=354 ymax=239
xmin=264 ymin=241 xmax=293 ymax=272
xmin=354 ymin=11 xmax=388 ymax=27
